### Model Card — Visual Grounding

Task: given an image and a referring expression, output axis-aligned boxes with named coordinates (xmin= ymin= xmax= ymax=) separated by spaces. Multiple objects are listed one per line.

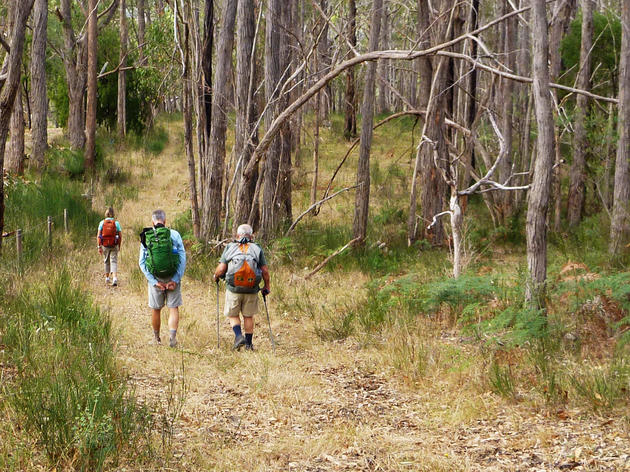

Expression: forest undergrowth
xmin=1 ymin=115 xmax=630 ymax=470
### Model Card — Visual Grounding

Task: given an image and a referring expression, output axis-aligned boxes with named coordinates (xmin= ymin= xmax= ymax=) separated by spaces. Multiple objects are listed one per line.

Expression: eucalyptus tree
xmin=0 ymin=0 xmax=35 ymax=252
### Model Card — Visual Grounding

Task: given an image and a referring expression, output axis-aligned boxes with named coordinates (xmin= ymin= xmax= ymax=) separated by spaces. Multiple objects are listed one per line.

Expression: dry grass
xmin=4 ymin=116 xmax=630 ymax=470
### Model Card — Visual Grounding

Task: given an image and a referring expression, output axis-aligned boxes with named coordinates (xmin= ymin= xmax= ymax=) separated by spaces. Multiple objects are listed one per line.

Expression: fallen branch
xmin=285 ymin=185 xmax=358 ymax=236
xmin=305 ymin=238 xmax=361 ymax=280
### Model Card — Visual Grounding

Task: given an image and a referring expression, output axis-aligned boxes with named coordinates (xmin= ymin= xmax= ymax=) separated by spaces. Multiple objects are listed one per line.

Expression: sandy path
xmin=86 ymin=125 xmax=630 ymax=472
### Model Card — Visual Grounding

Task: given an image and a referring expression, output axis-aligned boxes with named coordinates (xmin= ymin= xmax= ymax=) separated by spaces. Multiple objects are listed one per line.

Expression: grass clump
xmin=0 ymin=270 xmax=152 ymax=470
xmin=131 ymin=125 xmax=169 ymax=155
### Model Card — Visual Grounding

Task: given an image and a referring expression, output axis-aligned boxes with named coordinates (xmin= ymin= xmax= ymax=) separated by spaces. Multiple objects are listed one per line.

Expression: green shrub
xmin=489 ymin=361 xmax=516 ymax=398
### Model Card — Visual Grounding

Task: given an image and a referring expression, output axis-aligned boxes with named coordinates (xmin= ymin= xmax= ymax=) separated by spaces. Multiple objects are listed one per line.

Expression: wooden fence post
xmin=16 ymin=229 xmax=22 ymax=271
xmin=47 ymin=216 xmax=53 ymax=251
xmin=64 ymin=209 xmax=69 ymax=233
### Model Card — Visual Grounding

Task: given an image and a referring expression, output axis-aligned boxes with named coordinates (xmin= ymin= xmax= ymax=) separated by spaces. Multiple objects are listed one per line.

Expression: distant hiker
xmin=97 ymin=207 xmax=122 ymax=286
xmin=139 ymin=209 xmax=187 ymax=347
xmin=214 ymin=224 xmax=270 ymax=351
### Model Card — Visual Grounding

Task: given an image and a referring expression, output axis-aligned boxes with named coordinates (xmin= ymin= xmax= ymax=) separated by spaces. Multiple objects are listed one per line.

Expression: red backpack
xmin=100 ymin=220 xmax=118 ymax=247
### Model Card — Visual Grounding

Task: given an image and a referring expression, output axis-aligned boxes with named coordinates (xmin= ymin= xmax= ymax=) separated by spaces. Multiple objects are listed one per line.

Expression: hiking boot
xmin=169 ymin=337 xmax=178 ymax=348
xmin=105 ymin=277 xmax=111 ymax=285
xmin=245 ymin=344 xmax=254 ymax=352
xmin=112 ymin=279 xmax=118 ymax=287
xmin=152 ymin=337 xmax=162 ymax=346
xmin=232 ymin=335 xmax=246 ymax=351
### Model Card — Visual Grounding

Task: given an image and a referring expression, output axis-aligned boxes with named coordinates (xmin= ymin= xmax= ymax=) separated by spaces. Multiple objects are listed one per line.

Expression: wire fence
xmin=2 ymin=209 xmax=71 ymax=272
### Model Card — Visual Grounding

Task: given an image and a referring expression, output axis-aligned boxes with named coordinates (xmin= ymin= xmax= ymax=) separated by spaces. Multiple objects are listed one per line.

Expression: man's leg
xmin=243 ymin=316 xmax=254 ymax=349
xmin=228 ymin=315 xmax=246 ymax=350
xmin=168 ymin=307 xmax=179 ymax=347
xmin=152 ymin=308 xmax=162 ymax=344
xmin=104 ymin=249 xmax=111 ymax=283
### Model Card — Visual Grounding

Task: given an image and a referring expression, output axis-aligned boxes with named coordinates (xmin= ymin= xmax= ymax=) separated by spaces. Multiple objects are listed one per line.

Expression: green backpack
xmin=145 ymin=227 xmax=179 ymax=278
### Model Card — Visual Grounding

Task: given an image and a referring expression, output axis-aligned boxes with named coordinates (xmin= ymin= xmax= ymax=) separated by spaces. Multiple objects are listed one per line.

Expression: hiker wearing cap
xmin=139 ymin=209 xmax=187 ymax=347
xmin=97 ymin=207 xmax=122 ymax=286
xmin=214 ymin=224 xmax=270 ymax=351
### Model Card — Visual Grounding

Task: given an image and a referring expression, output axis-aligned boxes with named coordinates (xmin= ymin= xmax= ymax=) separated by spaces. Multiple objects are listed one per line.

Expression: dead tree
xmin=353 ymin=0 xmax=383 ymax=243
xmin=526 ymin=0 xmax=557 ymax=307
xmin=609 ymin=0 xmax=630 ymax=254
xmin=30 ymin=0 xmax=48 ymax=170
xmin=0 ymin=0 xmax=35 ymax=252
xmin=428 ymin=113 xmax=529 ymax=278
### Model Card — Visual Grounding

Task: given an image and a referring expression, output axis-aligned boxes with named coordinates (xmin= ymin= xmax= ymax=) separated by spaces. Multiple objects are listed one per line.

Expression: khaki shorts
xmin=224 ymin=290 xmax=259 ymax=318
xmin=148 ymin=278 xmax=183 ymax=309
xmin=103 ymin=246 xmax=118 ymax=273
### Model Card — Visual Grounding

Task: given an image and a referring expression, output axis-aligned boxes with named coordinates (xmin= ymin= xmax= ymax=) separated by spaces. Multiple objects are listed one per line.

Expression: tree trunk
xmin=526 ymin=0 xmax=557 ymax=307
xmin=312 ymin=89 xmax=320 ymax=209
xmin=233 ymin=0 xmax=259 ymax=232
xmin=498 ymin=5 xmax=517 ymax=225
xmin=317 ymin=0 xmax=331 ymax=121
xmin=7 ymin=85 xmax=25 ymax=174
xmin=60 ymin=0 xmax=87 ymax=150
xmin=549 ymin=0 xmax=576 ymax=230
xmin=182 ymin=4 xmax=200 ymax=239
xmin=85 ymin=0 xmax=98 ymax=170
xmin=377 ymin=0 xmax=390 ymax=115
xmin=260 ymin=0 xmax=283 ymax=238
xmin=353 ymin=0 xmax=383 ymax=243
xmin=567 ymin=0 xmax=593 ymax=226
xmin=117 ymin=0 xmax=128 ymax=140
xmin=343 ymin=0 xmax=357 ymax=139
xmin=137 ymin=0 xmax=146 ymax=63
xmin=0 ymin=0 xmax=35 ymax=252
xmin=30 ymin=0 xmax=47 ymax=170
xmin=201 ymin=0 xmax=237 ymax=240
xmin=407 ymin=0 xmax=433 ymax=245
xmin=609 ymin=0 xmax=630 ymax=254
xmin=276 ymin=3 xmax=293 ymax=225
xmin=199 ymin=0 xmax=214 ymax=199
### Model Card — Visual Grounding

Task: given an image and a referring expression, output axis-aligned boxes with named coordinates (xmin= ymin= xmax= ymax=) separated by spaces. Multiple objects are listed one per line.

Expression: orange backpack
xmin=100 ymin=219 xmax=118 ymax=247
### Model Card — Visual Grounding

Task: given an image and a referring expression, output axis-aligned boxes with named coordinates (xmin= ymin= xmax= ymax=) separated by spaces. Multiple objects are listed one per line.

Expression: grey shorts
xmin=148 ymin=278 xmax=183 ymax=309
xmin=224 ymin=290 xmax=259 ymax=318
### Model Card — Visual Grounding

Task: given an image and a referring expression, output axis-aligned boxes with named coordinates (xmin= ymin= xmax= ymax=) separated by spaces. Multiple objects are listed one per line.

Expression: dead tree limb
xmin=305 ymin=238 xmax=361 ymax=280
xmin=286 ymin=185 xmax=358 ymax=236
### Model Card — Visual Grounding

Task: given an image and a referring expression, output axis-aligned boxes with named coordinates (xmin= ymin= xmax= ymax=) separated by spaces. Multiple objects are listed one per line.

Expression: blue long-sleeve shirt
xmin=138 ymin=228 xmax=186 ymax=286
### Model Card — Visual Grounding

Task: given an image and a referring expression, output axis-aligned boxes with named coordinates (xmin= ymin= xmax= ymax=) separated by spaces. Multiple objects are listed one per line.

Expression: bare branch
xmin=243 ymin=2 xmax=535 ymax=178
xmin=0 ymin=36 xmax=10 ymax=54
xmin=427 ymin=211 xmax=453 ymax=230
xmin=438 ymin=50 xmax=617 ymax=104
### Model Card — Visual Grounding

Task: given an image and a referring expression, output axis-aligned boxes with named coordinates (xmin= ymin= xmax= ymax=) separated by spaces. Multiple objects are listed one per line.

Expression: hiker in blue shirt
xmin=139 ymin=209 xmax=186 ymax=347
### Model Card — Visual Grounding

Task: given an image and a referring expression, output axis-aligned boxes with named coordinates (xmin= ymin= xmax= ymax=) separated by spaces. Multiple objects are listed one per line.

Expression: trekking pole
xmin=262 ymin=292 xmax=276 ymax=352
xmin=216 ymin=280 xmax=220 ymax=348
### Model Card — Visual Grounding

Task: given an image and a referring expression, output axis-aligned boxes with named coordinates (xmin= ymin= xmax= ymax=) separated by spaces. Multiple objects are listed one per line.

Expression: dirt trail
xmin=88 ymin=126 xmax=630 ymax=471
